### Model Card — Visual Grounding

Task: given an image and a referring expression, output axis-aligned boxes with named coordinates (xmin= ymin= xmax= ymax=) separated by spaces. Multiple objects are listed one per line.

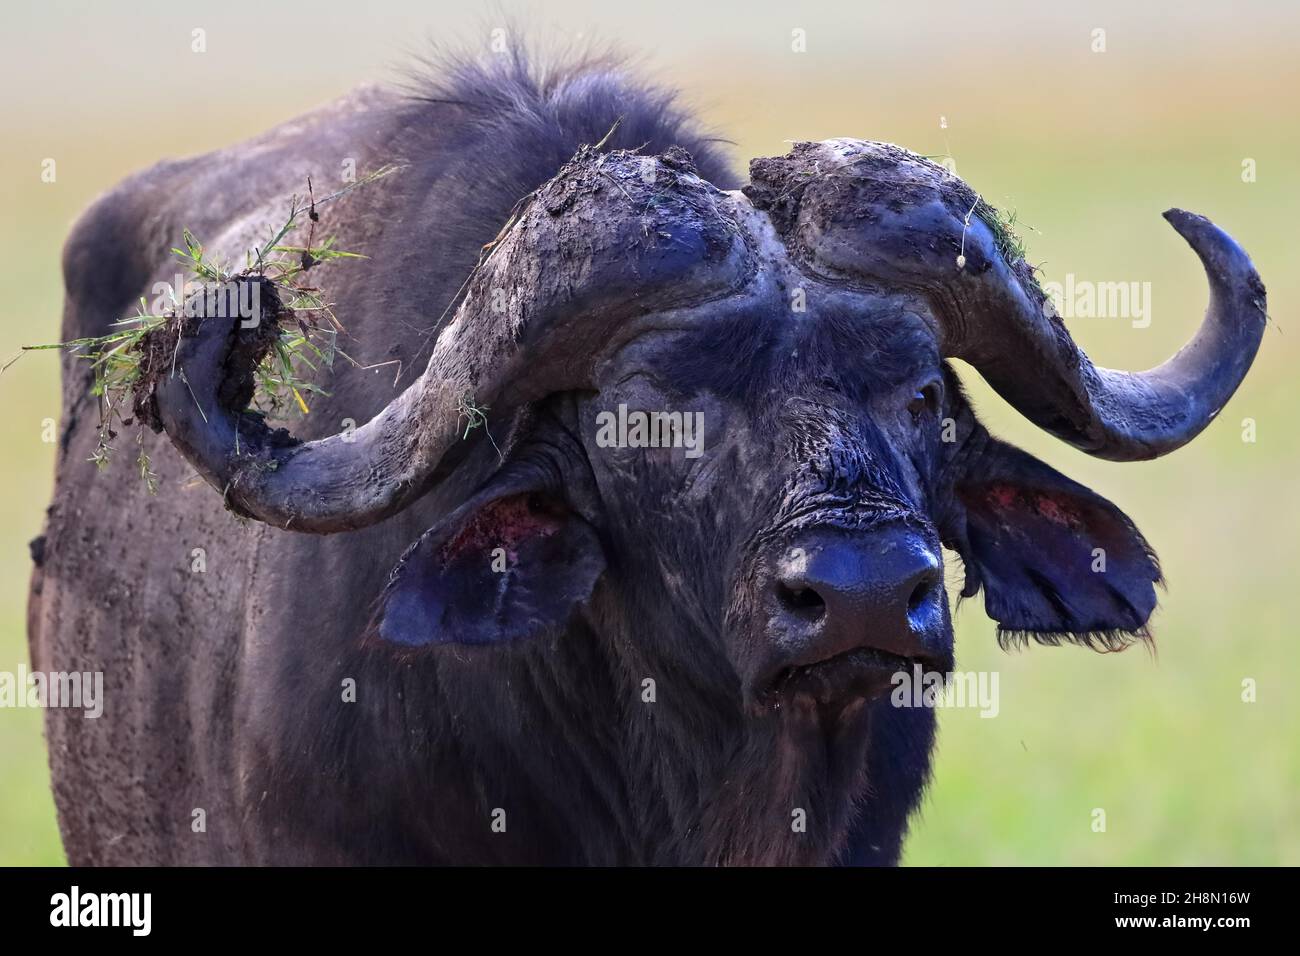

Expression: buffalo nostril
xmin=906 ymin=570 xmax=942 ymax=628
xmin=776 ymin=582 xmax=827 ymax=621
xmin=907 ymin=578 xmax=931 ymax=615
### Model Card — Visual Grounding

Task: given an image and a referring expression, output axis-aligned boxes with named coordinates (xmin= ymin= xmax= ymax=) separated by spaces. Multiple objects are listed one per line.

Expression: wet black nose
xmin=768 ymin=528 xmax=946 ymax=667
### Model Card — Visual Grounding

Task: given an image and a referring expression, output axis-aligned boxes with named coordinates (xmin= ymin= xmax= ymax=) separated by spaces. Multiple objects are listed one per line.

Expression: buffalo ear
xmin=950 ymin=434 xmax=1161 ymax=649
xmin=375 ymin=486 xmax=606 ymax=648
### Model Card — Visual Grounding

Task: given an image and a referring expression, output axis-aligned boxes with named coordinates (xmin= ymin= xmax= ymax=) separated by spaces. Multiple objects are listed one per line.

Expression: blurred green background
xmin=1 ymin=0 xmax=1296 ymax=865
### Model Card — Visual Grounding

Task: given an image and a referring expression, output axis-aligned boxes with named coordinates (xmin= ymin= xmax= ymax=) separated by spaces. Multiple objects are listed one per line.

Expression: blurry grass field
xmin=1 ymin=3 xmax=1297 ymax=865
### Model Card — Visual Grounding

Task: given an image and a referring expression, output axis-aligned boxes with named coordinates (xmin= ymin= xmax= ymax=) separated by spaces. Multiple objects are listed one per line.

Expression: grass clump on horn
xmin=24 ymin=166 xmax=401 ymax=493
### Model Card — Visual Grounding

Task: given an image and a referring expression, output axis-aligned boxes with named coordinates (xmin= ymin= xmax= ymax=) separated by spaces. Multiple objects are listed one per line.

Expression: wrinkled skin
xmin=30 ymin=57 xmax=1263 ymax=866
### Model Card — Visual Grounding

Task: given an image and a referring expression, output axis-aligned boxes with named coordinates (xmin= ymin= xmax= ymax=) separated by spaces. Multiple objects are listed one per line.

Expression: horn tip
xmin=1163 ymin=206 xmax=1197 ymax=221
xmin=1162 ymin=207 xmax=1210 ymax=236
xmin=1162 ymin=207 xmax=1261 ymax=293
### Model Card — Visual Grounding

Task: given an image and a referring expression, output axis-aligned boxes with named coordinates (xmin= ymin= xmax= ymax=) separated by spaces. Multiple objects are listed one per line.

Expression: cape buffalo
xmin=29 ymin=52 xmax=1266 ymax=865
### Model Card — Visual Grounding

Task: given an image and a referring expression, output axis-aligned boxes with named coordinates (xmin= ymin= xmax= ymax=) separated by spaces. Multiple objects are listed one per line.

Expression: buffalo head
xmin=151 ymin=137 xmax=1265 ymax=861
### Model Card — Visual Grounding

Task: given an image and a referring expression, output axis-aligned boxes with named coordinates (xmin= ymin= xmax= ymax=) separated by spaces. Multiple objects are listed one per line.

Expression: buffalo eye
xmin=907 ymin=382 xmax=942 ymax=422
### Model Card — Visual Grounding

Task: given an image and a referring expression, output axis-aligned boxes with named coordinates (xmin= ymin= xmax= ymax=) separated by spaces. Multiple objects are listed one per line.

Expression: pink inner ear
xmin=1033 ymin=494 xmax=1079 ymax=528
xmin=983 ymin=483 xmax=1084 ymax=529
xmin=985 ymin=484 xmax=1019 ymax=510
xmin=440 ymin=494 xmax=563 ymax=562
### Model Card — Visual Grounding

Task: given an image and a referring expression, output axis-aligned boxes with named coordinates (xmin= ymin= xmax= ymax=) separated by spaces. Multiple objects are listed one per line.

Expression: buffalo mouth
xmin=767 ymin=645 xmax=946 ymax=710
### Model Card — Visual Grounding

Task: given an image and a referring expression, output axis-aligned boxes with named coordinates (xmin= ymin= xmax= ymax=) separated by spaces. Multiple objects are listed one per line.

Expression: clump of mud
xmin=131 ymin=276 xmax=284 ymax=432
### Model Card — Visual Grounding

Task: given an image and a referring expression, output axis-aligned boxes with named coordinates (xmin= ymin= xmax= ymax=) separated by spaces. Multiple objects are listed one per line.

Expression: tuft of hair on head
xmin=393 ymin=27 xmax=736 ymax=190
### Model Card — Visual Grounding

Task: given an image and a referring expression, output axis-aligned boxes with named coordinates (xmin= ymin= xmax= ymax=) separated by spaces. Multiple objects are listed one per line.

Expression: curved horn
xmin=151 ymin=145 xmax=750 ymax=532
xmin=744 ymin=139 xmax=1268 ymax=461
